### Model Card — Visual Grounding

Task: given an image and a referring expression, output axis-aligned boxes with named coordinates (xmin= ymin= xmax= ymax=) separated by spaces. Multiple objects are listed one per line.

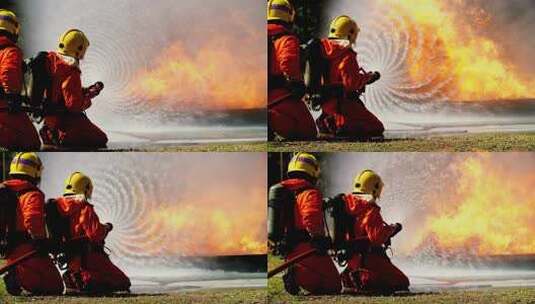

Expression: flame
xmin=127 ymin=33 xmax=265 ymax=110
xmin=143 ymin=189 xmax=266 ymax=257
xmin=379 ymin=0 xmax=535 ymax=100
xmin=409 ymin=154 xmax=535 ymax=255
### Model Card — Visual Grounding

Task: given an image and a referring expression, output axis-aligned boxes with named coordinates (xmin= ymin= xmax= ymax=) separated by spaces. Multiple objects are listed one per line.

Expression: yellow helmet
xmin=9 ymin=153 xmax=43 ymax=180
xmin=288 ymin=153 xmax=320 ymax=179
xmin=353 ymin=170 xmax=384 ymax=198
xmin=58 ymin=29 xmax=90 ymax=60
xmin=329 ymin=15 xmax=360 ymax=44
xmin=267 ymin=0 xmax=295 ymax=24
xmin=0 ymin=9 xmax=20 ymax=37
xmin=64 ymin=172 xmax=93 ymax=199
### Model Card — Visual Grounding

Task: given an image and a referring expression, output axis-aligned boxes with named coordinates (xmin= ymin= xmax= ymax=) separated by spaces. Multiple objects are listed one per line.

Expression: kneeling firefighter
xmin=0 ymin=153 xmax=64 ymax=295
xmin=268 ymin=153 xmax=340 ymax=295
xmin=338 ymin=170 xmax=409 ymax=293
xmin=40 ymin=29 xmax=108 ymax=149
xmin=267 ymin=0 xmax=317 ymax=140
xmin=46 ymin=172 xmax=130 ymax=293
xmin=0 ymin=9 xmax=41 ymax=150
xmin=307 ymin=15 xmax=384 ymax=139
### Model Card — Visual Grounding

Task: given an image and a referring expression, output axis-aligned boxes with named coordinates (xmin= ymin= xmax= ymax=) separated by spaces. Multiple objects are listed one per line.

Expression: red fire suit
xmin=317 ymin=39 xmax=384 ymax=138
xmin=341 ymin=194 xmax=409 ymax=292
xmin=41 ymin=52 xmax=107 ymax=148
xmin=0 ymin=36 xmax=41 ymax=150
xmin=2 ymin=179 xmax=64 ymax=295
xmin=268 ymin=23 xmax=317 ymax=140
xmin=280 ymin=178 xmax=341 ymax=294
xmin=55 ymin=196 xmax=130 ymax=293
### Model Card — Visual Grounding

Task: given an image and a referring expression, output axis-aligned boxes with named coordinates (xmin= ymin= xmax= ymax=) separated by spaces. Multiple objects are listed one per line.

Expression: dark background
xmin=0 ymin=152 xmax=15 ymax=182
xmin=0 ymin=1 xmax=17 ymax=10
xmin=289 ymin=0 xmax=332 ymax=42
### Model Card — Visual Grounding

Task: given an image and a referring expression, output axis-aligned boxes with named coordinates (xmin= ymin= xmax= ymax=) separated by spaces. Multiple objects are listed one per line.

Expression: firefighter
xmin=40 ymin=29 xmax=108 ymax=149
xmin=340 ymin=170 xmax=409 ymax=294
xmin=315 ymin=15 xmax=384 ymax=139
xmin=52 ymin=172 xmax=130 ymax=293
xmin=1 ymin=153 xmax=64 ymax=295
xmin=0 ymin=9 xmax=41 ymax=150
xmin=279 ymin=153 xmax=341 ymax=295
xmin=268 ymin=0 xmax=317 ymax=140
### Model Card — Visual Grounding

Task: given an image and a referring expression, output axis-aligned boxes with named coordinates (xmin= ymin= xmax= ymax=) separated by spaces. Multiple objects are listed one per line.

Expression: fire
xmin=410 ymin=154 xmax=535 ymax=255
xmin=127 ymin=34 xmax=265 ymax=110
xmin=144 ymin=190 xmax=266 ymax=257
xmin=378 ymin=0 xmax=535 ymax=101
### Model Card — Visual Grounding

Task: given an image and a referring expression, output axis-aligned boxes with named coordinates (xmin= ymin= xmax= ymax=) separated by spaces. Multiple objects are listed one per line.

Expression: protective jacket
xmin=317 ymin=39 xmax=384 ymax=138
xmin=268 ymin=23 xmax=316 ymax=140
xmin=0 ymin=36 xmax=41 ymax=150
xmin=279 ymin=178 xmax=341 ymax=294
xmin=2 ymin=179 xmax=64 ymax=295
xmin=341 ymin=193 xmax=409 ymax=293
xmin=55 ymin=195 xmax=130 ymax=293
xmin=41 ymin=52 xmax=107 ymax=148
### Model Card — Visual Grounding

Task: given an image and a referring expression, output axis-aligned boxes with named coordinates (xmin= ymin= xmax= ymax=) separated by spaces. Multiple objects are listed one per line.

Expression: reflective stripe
xmin=296 ymin=156 xmax=318 ymax=170
xmin=269 ymin=4 xmax=291 ymax=14
xmin=0 ymin=15 xmax=18 ymax=27
xmin=12 ymin=157 xmax=40 ymax=169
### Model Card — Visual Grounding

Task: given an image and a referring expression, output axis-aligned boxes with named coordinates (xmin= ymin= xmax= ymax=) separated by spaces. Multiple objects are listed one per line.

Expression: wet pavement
xmin=401 ymin=263 xmax=535 ymax=292
xmin=129 ymin=271 xmax=266 ymax=294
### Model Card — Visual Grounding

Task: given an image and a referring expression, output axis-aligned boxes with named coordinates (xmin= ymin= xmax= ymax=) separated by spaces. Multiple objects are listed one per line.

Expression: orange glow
xmin=408 ymin=154 xmax=535 ymax=255
xmin=127 ymin=34 xmax=265 ymax=110
xmin=379 ymin=0 xmax=535 ymax=100
xmin=143 ymin=188 xmax=266 ymax=257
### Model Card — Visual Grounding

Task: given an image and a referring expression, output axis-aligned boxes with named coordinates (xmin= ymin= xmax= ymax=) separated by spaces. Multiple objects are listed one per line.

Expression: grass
xmin=0 ymin=285 xmax=266 ymax=304
xmin=268 ymin=255 xmax=535 ymax=304
xmin=0 ymin=258 xmax=266 ymax=304
xmin=108 ymin=142 xmax=268 ymax=152
xmin=268 ymin=132 xmax=535 ymax=152
xmin=6 ymin=142 xmax=268 ymax=152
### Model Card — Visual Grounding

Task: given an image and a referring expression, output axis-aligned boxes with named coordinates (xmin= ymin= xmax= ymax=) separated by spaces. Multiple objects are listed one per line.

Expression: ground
xmin=268 ymin=132 xmax=535 ymax=152
xmin=0 ymin=283 xmax=265 ymax=304
xmin=107 ymin=142 xmax=268 ymax=152
xmin=268 ymin=255 xmax=535 ymax=304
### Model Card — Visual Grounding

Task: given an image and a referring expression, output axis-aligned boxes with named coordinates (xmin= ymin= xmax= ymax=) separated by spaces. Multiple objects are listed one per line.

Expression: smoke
xmin=39 ymin=152 xmax=267 ymax=267
xmin=474 ymin=0 xmax=535 ymax=75
xmin=19 ymin=0 xmax=265 ymax=131
xmin=324 ymin=153 xmax=535 ymax=261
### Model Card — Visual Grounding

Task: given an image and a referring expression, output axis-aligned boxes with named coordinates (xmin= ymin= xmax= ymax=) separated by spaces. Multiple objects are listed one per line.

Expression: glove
xmin=391 ymin=223 xmax=403 ymax=237
xmin=84 ymin=81 xmax=104 ymax=99
xmin=105 ymin=223 xmax=113 ymax=232
xmin=369 ymin=71 xmax=381 ymax=84
xmin=310 ymin=236 xmax=331 ymax=256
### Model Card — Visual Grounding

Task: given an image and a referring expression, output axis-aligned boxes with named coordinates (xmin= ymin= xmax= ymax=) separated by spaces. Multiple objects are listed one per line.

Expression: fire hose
xmin=268 ymin=225 xmax=401 ymax=279
xmin=268 ymin=92 xmax=294 ymax=109
xmin=0 ymin=250 xmax=38 ymax=276
xmin=0 ymin=235 xmax=95 ymax=276
xmin=268 ymin=248 xmax=317 ymax=279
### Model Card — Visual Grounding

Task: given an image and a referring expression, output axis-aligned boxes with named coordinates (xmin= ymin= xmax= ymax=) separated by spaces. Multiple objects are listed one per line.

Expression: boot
xmin=3 ymin=271 xmax=22 ymax=296
xmin=282 ymin=266 xmax=300 ymax=295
